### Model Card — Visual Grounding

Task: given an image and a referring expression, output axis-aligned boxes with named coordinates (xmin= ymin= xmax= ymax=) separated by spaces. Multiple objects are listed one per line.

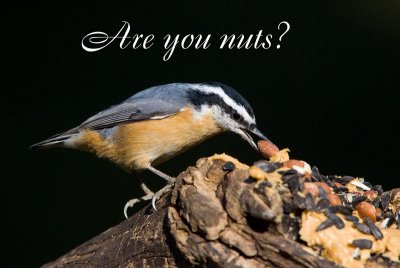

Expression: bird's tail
xmin=30 ymin=128 xmax=78 ymax=150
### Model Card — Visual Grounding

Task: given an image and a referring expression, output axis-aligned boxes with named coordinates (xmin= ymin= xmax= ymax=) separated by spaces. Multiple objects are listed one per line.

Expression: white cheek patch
xmin=192 ymin=105 xmax=211 ymax=120
xmin=195 ymin=84 xmax=256 ymax=125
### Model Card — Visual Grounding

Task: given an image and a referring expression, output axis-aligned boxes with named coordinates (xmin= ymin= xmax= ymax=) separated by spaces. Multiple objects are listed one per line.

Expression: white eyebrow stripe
xmin=194 ymin=84 xmax=255 ymax=124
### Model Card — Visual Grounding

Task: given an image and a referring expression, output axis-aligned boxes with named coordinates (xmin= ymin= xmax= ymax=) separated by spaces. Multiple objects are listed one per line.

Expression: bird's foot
xmin=124 ymin=191 xmax=154 ymax=219
xmin=123 ymin=178 xmax=176 ymax=219
xmin=151 ymin=182 xmax=175 ymax=211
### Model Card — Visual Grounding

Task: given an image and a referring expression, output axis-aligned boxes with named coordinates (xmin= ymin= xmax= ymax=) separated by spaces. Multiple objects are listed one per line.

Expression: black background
xmin=4 ymin=1 xmax=400 ymax=267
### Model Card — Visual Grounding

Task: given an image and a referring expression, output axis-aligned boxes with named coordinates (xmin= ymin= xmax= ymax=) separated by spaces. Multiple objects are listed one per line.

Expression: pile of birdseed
xmin=248 ymin=140 xmax=400 ymax=268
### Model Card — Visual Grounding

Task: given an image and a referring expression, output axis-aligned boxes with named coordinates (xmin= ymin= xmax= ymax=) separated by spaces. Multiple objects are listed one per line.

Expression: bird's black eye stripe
xmin=187 ymin=89 xmax=251 ymax=126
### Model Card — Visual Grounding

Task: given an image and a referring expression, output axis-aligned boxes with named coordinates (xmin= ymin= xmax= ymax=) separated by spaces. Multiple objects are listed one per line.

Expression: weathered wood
xmin=43 ymin=157 xmax=399 ymax=268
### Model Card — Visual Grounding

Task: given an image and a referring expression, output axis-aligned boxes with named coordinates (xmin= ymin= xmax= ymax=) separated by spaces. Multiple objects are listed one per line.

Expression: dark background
xmin=4 ymin=1 xmax=400 ymax=267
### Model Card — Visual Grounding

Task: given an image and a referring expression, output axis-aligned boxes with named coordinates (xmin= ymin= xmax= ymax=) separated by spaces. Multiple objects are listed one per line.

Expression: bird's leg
xmin=147 ymin=166 xmax=176 ymax=210
xmin=123 ymin=167 xmax=176 ymax=218
xmin=147 ymin=166 xmax=175 ymax=183
xmin=123 ymin=175 xmax=154 ymax=219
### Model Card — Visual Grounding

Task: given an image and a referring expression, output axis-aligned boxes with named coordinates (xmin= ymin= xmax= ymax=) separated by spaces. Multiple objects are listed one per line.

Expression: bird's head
xmin=187 ymin=82 xmax=272 ymax=150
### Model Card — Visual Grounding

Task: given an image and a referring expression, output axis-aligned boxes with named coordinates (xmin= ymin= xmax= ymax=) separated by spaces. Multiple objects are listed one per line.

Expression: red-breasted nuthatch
xmin=31 ymin=82 xmax=272 ymax=218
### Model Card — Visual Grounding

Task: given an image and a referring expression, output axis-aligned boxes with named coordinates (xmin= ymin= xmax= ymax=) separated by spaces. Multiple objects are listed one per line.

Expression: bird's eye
xmin=232 ymin=112 xmax=241 ymax=120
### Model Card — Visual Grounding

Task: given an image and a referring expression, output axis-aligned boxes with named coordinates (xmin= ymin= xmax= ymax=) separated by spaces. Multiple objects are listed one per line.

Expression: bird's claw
xmin=123 ymin=192 xmax=154 ymax=219
xmin=124 ymin=179 xmax=175 ymax=218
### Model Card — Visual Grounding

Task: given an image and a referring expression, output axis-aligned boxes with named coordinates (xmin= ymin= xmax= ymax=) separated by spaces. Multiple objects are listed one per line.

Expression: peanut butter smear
xmin=300 ymin=211 xmax=400 ymax=268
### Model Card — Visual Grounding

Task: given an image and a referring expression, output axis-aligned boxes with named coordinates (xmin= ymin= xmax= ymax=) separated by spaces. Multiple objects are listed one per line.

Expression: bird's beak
xmin=238 ymin=127 xmax=273 ymax=151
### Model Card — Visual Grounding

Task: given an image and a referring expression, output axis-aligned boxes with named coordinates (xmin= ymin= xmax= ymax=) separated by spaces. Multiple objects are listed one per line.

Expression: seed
xmin=356 ymin=201 xmax=376 ymax=222
xmin=293 ymin=193 xmax=306 ymax=210
xmin=335 ymin=205 xmax=353 ymax=216
xmin=380 ymin=217 xmax=395 ymax=229
xmin=352 ymin=239 xmax=373 ymax=249
xmin=353 ymin=247 xmax=361 ymax=260
xmin=351 ymin=195 xmax=367 ymax=206
xmin=283 ymin=201 xmax=297 ymax=214
xmin=258 ymin=181 xmax=272 ymax=188
xmin=372 ymin=196 xmax=380 ymax=208
xmin=311 ymin=166 xmax=327 ymax=182
xmin=305 ymin=193 xmax=315 ymax=211
xmin=372 ymin=185 xmax=383 ymax=196
xmin=344 ymin=215 xmax=359 ymax=222
xmin=279 ymin=169 xmax=298 ymax=176
xmin=318 ymin=186 xmax=328 ymax=198
xmin=364 ymin=217 xmax=383 ymax=240
xmin=332 ymin=175 xmax=354 ymax=185
xmin=254 ymin=160 xmax=282 ymax=173
xmin=281 ymin=173 xmax=301 ymax=183
xmin=287 ymin=176 xmax=301 ymax=194
xmin=353 ymin=222 xmax=371 ymax=234
xmin=351 ymin=180 xmax=371 ymax=191
xmin=222 ymin=161 xmax=235 ymax=171
xmin=333 ymin=186 xmax=349 ymax=193
xmin=363 ymin=181 xmax=373 ymax=189
xmin=346 ymin=193 xmax=353 ymax=204
xmin=327 ymin=213 xmax=345 ymax=229
xmin=257 ymin=140 xmax=279 ymax=159
xmin=316 ymin=218 xmax=335 ymax=232
xmin=316 ymin=198 xmax=331 ymax=211
xmin=380 ymin=192 xmax=391 ymax=211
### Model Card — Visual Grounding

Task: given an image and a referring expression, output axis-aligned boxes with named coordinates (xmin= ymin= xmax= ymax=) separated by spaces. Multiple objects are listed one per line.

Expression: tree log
xmin=43 ymin=157 xmax=399 ymax=268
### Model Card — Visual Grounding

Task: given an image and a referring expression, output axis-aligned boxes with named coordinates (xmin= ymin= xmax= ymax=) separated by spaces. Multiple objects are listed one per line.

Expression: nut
xmin=334 ymin=182 xmax=344 ymax=188
xmin=303 ymin=182 xmax=319 ymax=197
xmin=363 ymin=190 xmax=378 ymax=202
xmin=283 ymin=159 xmax=305 ymax=169
xmin=356 ymin=201 xmax=376 ymax=222
xmin=314 ymin=182 xmax=333 ymax=194
xmin=328 ymin=193 xmax=342 ymax=206
xmin=257 ymin=140 xmax=279 ymax=159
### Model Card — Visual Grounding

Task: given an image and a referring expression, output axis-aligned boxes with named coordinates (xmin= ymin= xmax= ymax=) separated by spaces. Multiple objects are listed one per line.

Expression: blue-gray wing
xmin=30 ymin=83 xmax=195 ymax=149
xmin=76 ymin=83 xmax=190 ymax=131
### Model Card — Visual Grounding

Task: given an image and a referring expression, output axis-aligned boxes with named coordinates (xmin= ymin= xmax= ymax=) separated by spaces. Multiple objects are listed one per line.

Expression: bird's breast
xmin=75 ymin=108 xmax=222 ymax=170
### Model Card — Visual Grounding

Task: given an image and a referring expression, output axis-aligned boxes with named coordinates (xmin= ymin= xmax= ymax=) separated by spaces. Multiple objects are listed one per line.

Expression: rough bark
xmin=43 ymin=157 xmax=398 ymax=268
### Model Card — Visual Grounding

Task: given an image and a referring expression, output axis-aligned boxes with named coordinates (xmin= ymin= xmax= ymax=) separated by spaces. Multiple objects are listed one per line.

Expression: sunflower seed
xmin=331 ymin=175 xmax=353 ymax=185
xmin=372 ymin=196 xmax=380 ymax=208
xmin=372 ymin=185 xmax=383 ymax=196
xmin=352 ymin=239 xmax=373 ymax=249
xmin=305 ymin=193 xmax=315 ymax=210
xmin=351 ymin=195 xmax=367 ymax=206
xmin=286 ymin=176 xmax=301 ymax=194
xmin=327 ymin=213 xmax=345 ymax=229
xmin=316 ymin=218 xmax=335 ymax=231
xmin=344 ymin=215 xmax=359 ymax=222
xmin=333 ymin=187 xmax=349 ymax=193
xmin=380 ymin=192 xmax=391 ymax=211
xmin=336 ymin=205 xmax=353 ymax=215
xmin=311 ymin=166 xmax=327 ymax=182
xmin=364 ymin=217 xmax=383 ymax=240
xmin=318 ymin=186 xmax=328 ymax=198
xmin=254 ymin=160 xmax=282 ymax=173
xmin=293 ymin=193 xmax=306 ymax=209
xmin=316 ymin=198 xmax=331 ymax=211
xmin=353 ymin=222 xmax=370 ymax=234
